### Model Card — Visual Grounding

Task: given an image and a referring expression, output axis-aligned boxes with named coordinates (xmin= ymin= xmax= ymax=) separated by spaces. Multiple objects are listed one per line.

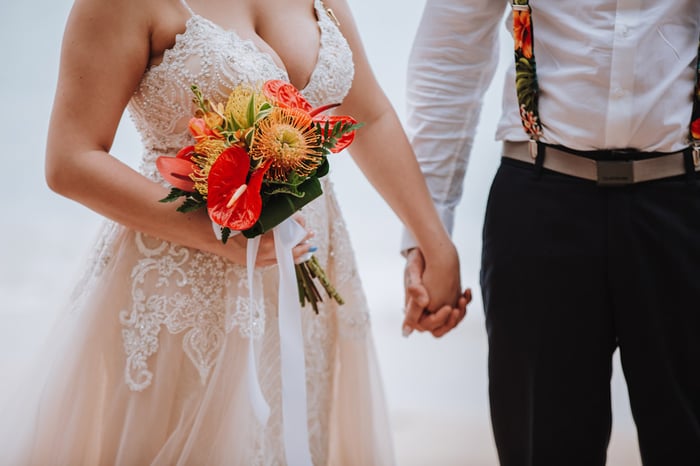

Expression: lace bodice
xmin=127 ymin=0 xmax=354 ymax=181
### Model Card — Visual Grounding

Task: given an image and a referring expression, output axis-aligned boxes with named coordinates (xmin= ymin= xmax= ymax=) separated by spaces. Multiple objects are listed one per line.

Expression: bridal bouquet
xmin=156 ymin=80 xmax=361 ymax=312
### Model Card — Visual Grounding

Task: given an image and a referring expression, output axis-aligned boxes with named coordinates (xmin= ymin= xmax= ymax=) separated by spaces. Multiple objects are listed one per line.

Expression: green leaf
xmin=255 ymin=103 xmax=272 ymax=121
xmin=221 ymin=227 xmax=231 ymax=244
xmin=159 ymin=187 xmax=189 ymax=203
xmin=245 ymin=127 xmax=255 ymax=148
xmin=265 ymin=184 xmax=305 ymax=198
xmin=190 ymin=84 xmax=207 ymax=112
xmin=246 ymin=92 xmax=256 ymax=127
xmin=309 ymin=155 xmax=331 ymax=178
xmin=176 ymin=197 xmax=206 ymax=213
xmin=242 ymin=178 xmax=324 ymax=238
xmin=230 ymin=113 xmax=243 ymax=131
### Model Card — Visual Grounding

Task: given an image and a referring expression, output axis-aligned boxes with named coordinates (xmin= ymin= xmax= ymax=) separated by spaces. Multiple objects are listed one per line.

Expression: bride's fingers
xmin=292 ymin=241 xmax=316 ymax=263
xmin=229 ymin=227 xmax=316 ymax=267
xmin=293 ymin=213 xmax=306 ymax=229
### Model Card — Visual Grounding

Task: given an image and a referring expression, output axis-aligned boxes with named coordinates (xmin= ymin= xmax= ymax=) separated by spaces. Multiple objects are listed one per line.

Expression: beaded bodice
xmin=127 ymin=0 xmax=354 ymax=181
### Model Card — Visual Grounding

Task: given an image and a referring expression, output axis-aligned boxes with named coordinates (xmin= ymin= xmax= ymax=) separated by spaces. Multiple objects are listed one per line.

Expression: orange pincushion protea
xmin=249 ymin=107 xmax=323 ymax=181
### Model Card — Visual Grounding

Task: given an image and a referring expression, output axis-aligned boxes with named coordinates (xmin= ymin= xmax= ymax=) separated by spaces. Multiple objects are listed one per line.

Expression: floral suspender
xmin=512 ymin=0 xmax=542 ymax=141
xmin=512 ymin=1 xmax=700 ymax=158
xmin=691 ymin=40 xmax=700 ymax=151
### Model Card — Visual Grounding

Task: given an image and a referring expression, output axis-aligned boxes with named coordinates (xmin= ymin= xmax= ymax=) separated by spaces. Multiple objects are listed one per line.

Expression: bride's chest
xmin=134 ymin=13 xmax=353 ymax=113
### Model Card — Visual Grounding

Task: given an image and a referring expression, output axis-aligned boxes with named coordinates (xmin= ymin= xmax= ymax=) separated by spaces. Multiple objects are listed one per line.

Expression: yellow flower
xmin=249 ymin=108 xmax=323 ymax=181
xmin=225 ymin=84 xmax=270 ymax=129
xmin=191 ymin=138 xmax=227 ymax=195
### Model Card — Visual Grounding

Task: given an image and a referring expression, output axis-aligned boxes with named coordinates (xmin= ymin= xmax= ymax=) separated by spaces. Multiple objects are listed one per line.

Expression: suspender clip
xmin=528 ymin=139 xmax=538 ymax=160
xmin=693 ymin=144 xmax=700 ymax=168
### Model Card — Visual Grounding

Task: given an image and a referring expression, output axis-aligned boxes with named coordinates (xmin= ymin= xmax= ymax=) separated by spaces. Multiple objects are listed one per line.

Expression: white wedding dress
xmin=0 ymin=0 xmax=394 ymax=464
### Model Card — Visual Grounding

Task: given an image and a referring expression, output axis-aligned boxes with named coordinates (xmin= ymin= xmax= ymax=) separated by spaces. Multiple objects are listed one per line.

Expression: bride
xmin=0 ymin=0 xmax=466 ymax=464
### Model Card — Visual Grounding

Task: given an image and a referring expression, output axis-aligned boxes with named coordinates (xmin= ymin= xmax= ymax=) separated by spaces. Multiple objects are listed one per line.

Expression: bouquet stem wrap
xmin=245 ymin=218 xmax=313 ymax=466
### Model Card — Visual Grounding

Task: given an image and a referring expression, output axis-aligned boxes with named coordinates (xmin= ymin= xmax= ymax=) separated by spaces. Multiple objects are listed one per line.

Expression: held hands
xmin=402 ymin=247 xmax=471 ymax=338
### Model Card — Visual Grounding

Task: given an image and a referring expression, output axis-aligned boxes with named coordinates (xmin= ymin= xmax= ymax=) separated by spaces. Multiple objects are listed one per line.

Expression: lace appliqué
xmin=119 ymin=233 xmax=264 ymax=391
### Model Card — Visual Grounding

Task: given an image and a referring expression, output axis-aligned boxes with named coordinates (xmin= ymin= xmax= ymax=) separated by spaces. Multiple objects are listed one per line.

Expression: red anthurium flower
xmin=691 ymin=118 xmax=700 ymax=140
xmin=263 ymin=80 xmax=343 ymax=118
xmin=207 ymin=146 xmax=272 ymax=231
xmin=263 ymin=79 xmax=358 ymax=153
xmin=315 ymin=115 xmax=359 ymax=153
xmin=156 ymin=151 xmax=197 ymax=192
xmin=263 ymin=80 xmax=313 ymax=113
xmin=175 ymin=145 xmax=196 ymax=161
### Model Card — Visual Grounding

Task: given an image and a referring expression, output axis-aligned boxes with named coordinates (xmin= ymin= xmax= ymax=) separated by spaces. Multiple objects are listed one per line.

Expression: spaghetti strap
xmin=179 ymin=0 xmax=195 ymax=16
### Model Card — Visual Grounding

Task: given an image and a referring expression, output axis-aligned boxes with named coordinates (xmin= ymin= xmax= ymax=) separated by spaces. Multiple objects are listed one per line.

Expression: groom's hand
xmin=402 ymin=248 xmax=470 ymax=337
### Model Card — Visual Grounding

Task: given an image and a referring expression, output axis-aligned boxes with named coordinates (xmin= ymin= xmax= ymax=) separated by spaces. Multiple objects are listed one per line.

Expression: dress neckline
xmin=149 ymin=0 xmax=326 ymax=93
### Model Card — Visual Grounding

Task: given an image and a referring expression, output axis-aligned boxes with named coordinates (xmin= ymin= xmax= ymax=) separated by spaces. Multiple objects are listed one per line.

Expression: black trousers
xmin=480 ymin=157 xmax=700 ymax=466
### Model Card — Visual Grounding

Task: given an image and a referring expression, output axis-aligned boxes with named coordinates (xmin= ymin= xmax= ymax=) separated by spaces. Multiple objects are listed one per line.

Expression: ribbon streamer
xmin=243 ymin=218 xmax=313 ymax=466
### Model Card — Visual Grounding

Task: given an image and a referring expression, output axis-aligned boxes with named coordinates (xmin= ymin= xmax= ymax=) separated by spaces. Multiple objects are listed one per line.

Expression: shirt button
xmin=619 ymin=24 xmax=630 ymax=37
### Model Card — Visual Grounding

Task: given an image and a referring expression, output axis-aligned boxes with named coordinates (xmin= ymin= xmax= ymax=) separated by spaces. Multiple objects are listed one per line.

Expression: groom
xmin=402 ymin=1 xmax=700 ymax=464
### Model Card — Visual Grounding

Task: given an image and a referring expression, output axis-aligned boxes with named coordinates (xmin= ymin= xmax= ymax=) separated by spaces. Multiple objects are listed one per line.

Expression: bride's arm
xmin=323 ymin=0 xmax=462 ymax=316
xmin=45 ymin=0 xmax=309 ymax=266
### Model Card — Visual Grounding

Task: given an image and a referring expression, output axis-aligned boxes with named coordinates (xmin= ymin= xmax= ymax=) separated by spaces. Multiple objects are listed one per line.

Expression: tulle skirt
xmin=0 ymin=183 xmax=395 ymax=465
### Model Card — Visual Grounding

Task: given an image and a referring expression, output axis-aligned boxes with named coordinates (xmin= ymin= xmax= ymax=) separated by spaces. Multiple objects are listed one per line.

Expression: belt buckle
xmin=596 ymin=160 xmax=634 ymax=186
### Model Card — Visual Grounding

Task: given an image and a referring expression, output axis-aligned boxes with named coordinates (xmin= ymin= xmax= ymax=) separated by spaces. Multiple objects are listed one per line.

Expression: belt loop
xmin=533 ymin=140 xmax=546 ymax=179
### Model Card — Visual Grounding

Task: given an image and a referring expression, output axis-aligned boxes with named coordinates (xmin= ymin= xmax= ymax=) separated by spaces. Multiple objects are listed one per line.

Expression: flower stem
xmin=294 ymin=255 xmax=344 ymax=314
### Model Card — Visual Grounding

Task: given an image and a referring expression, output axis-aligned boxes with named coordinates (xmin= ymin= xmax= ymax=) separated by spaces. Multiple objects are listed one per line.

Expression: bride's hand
xmin=226 ymin=216 xmax=315 ymax=267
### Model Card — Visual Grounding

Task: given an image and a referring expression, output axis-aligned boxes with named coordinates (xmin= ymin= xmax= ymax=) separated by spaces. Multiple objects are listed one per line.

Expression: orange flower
xmin=188 ymin=117 xmax=223 ymax=141
xmin=155 ymin=145 xmax=197 ymax=192
xmin=513 ymin=10 xmax=533 ymax=59
xmin=249 ymin=107 xmax=323 ymax=181
xmin=207 ymin=146 xmax=272 ymax=231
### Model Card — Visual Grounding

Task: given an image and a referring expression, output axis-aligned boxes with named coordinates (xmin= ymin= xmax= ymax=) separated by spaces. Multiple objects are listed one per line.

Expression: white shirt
xmin=402 ymin=0 xmax=700 ymax=250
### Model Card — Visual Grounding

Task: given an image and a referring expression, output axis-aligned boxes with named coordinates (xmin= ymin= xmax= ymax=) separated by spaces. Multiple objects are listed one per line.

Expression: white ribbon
xmin=244 ymin=235 xmax=270 ymax=424
xmin=242 ymin=218 xmax=313 ymax=466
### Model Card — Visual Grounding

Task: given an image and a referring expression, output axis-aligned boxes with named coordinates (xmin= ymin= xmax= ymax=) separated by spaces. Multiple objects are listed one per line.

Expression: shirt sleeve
xmin=401 ymin=0 xmax=508 ymax=252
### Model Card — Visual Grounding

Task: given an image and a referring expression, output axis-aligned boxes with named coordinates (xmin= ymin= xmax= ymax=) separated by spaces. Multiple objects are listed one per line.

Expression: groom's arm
xmin=402 ymin=0 xmax=506 ymax=251
xmin=401 ymin=0 xmax=507 ymax=336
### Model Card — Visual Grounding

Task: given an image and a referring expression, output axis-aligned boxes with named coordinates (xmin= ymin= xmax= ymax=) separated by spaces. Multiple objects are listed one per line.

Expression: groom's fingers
xmin=429 ymin=290 xmax=472 ymax=337
xmin=416 ymin=306 xmax=452 ymax=332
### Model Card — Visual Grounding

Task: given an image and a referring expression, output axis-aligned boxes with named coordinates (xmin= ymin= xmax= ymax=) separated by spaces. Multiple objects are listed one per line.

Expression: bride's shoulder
xmin=144 ymin=0 xmax=193 ymax=68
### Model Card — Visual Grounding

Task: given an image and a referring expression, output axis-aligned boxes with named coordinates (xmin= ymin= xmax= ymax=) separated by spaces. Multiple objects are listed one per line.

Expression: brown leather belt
xmin=502 ymin=141 xmax=700 ymax=186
